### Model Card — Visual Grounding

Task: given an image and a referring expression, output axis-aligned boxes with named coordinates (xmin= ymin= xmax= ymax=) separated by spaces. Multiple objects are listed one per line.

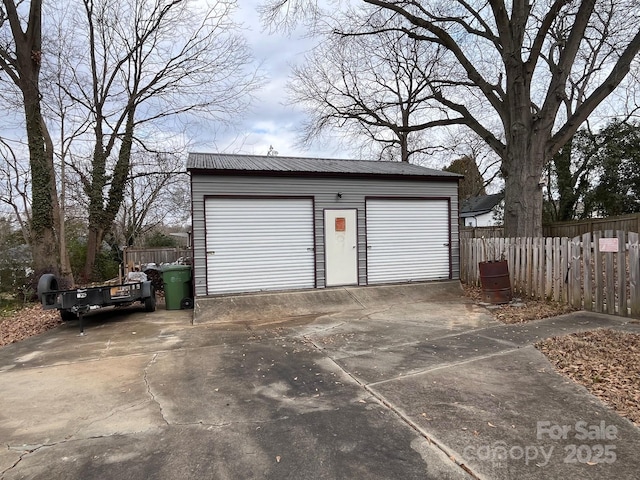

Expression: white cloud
xmin=191 ymin=0 xmax=347 ymax=159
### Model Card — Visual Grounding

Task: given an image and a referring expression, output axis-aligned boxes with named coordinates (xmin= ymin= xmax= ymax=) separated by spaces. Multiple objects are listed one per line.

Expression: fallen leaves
xmin=536 ymin=329 xmax=640 ymax=426
xmin=0 ymin=304 xmax=61 ymax=347
xmin=462 ymin=283 xmax=576 ymax=324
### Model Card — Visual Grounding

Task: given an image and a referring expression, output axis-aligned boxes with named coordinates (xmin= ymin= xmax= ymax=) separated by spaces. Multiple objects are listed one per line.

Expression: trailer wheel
xmin=37 ymin=274 xmax=59 ymax=304
xmin=60 ymin=310 xmax=78 ymax=321
xmin=144 ymin=288 xmax=156 ymax=312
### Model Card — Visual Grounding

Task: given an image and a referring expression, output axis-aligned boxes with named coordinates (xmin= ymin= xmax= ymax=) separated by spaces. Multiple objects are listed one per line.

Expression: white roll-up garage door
xmin=205 ymin=198 xmax=315 ymax=294
xmin=366 ymin=199 xmax=450 ymax=283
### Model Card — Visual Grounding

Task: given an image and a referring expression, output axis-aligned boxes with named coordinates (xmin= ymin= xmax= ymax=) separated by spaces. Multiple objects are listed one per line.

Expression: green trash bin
xmin=162 ymin=265 xmax=193 ymax=310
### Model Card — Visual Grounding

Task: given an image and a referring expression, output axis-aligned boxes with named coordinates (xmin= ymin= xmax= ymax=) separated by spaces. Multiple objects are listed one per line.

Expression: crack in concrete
xmin=367 ymin=346 xmax=527 ymax=387
xmin=1 ymin=443 xmax=47 ymax=479
xmin=69 ymin=398 xmax=152 ymax=440
xmin=302 ymin=334 xmax=481 ymax=480
xmin=144 ymin=353 xmax=169 ymax=426
xmin=1 ymin=434 xmax=119 ymax=479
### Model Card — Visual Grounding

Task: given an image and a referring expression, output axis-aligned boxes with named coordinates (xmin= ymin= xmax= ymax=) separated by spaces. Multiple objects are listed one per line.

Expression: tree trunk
xmin=57 ymin=129 xmax=74 ymax=287
xmin=502 ymin=139 xmax=545 ymax=238
xmin=83 ymin=109 xmax=136 ymax=281
xmin=84 ymin=226 xmax=105 ymax=282
xmin=4 ymin=0 xmax=61 ymax=276
xmin=20 ymin=78 xmax=60 ymax=274
xmin=399 ymin=132 xmax=409 ymax=162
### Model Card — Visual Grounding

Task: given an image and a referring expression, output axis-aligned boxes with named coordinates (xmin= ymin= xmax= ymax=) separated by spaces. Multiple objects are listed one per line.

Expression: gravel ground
xmin=2 ymin=286 xmax=640 ymax=426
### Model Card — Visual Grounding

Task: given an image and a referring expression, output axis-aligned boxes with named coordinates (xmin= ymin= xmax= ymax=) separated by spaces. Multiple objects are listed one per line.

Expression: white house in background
xmin=460 ymin=193 xmax=504 ymax=227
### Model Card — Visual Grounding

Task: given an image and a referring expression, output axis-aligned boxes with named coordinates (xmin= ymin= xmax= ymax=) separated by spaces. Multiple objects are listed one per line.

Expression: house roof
xmin=187 ymin=153 xmax=461 ymax=180
xmin=460 ymin=193 xmax=504 ymax=217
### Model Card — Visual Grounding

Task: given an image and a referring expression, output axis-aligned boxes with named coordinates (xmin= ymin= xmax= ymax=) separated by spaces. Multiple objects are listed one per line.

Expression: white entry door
xmin=324 ymin=209 xmax=358 ymax=286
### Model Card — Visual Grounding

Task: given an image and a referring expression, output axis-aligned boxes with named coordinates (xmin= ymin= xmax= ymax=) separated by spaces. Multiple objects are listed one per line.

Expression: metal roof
xmin=187 ymin=153 xmax=461 ymax=179
xmin=460 ymin=193 xmax=504 ymax=217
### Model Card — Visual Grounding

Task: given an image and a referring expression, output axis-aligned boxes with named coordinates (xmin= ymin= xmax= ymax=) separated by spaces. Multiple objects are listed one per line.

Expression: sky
xmin=193 ymin=1 xmax=344 ymax=159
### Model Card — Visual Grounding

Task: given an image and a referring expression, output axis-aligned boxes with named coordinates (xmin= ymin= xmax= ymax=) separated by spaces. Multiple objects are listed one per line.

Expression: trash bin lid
xmin=161 ymin=264 xmax=191 ymax=271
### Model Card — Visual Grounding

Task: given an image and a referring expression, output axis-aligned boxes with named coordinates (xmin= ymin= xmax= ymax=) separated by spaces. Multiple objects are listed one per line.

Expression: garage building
xmin=187 ymin=153 xmax=461 ymax=298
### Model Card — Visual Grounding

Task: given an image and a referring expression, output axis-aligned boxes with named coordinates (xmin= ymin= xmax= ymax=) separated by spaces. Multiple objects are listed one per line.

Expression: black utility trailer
xmin=37 ymin=274 xmax=156 ymax=333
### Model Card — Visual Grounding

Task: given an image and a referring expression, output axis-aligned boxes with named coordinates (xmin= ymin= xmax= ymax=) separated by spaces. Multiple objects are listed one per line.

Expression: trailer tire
xmin=37 ymin=274 xmax=59 ymax=304
xmin=60 ymin=310 xmax=78 ymax=321
xmin=144 ymin=288 xmax=156 ymax=312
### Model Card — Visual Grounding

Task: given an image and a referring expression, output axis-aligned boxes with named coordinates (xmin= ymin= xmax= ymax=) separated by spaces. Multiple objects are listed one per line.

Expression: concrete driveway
xmin=1 ymin=281 xmax=640 ymax=480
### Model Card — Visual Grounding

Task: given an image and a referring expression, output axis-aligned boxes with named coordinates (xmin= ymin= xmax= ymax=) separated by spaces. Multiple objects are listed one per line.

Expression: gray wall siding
xmin=191 ymin=174 xmax=459 ymax=297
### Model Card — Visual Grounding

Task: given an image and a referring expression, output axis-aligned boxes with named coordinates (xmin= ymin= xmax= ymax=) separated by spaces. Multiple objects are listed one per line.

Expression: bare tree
xmin=263 ymin=0 xmax=640 ymax=236
xmin=0 ymin=138 xmax=31 ymax=244
xmin=56 ymin=0 xmax=260 ymax=280
xmin=0 ymin=0 xmax=61 ymax=273
xmin=113 ymin=151 xmax=190 ymax=247
xmin=289 ymin=10 xmax=456 ymax=162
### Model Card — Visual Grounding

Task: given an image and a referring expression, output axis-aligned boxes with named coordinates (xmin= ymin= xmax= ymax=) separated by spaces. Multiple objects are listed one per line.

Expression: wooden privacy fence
xmin=460 ymin=230 xmax=640 ymax=318
xmin=543 ymin=212 xmax=640 ymax=238
xmin=123 ymin=247 xmax=191 ymax=267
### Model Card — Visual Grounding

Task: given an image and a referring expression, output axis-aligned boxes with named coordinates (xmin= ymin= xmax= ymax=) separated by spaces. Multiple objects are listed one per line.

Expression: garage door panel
xmin=366 ymin=199 xmax=450 ymax=284
xmin=205 ymin=198 xmax=315 ymax=294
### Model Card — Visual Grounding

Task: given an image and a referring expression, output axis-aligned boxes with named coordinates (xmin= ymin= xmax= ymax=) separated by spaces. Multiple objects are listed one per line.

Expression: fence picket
xmin=582 ymin=232 xmax=592 ymax=311
xmin=553 ymin=237 xmax=561 ymax=302
xmin=526 ymin=237 xmax=533 ymax=294
xmin=594 ymin=231 xmax=603 ymax=313
xmin=570 ymin=237 xmax=582 ymax=308
xmin=561 ymin=237 xmax=569 ymax=303
xmin=629 ymin=233 xmax=640 ymax=316
xmin=515 ymin=238 xmax=522 ymax=293
xmin=529 ymin=238 xmax=540 ymax=298
xmin=605 ymin=230 xmax=615 ymax=315
xmin=508 ymin=238 xmax=515 ymax=288
xmin=545 ymin=237 xmax=553 ymax=299
xmin=538 ymin=237 xmax=545 ymax=299
xmin=618 ymin=231 xmax=627 ymax=317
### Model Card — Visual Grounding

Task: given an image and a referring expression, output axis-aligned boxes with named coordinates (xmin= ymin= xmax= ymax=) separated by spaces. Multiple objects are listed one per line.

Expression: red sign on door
xmin=335 ymin=217 xmax=346 ymax=232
